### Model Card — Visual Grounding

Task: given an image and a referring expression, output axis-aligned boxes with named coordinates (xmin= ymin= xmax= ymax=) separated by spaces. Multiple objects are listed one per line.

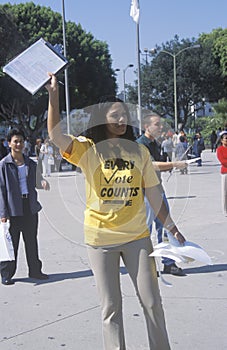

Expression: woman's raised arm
xmin=46 ymin=73 xmax=72 ymax=154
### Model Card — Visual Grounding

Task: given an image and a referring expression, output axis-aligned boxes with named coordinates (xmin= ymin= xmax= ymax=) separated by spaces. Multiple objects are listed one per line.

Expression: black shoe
xmin=29 ymin=273 xmax=49 ymax=280
xmin=2 ymin=278 xmax=15 ymax=285
xmin=163 ymin=263 xmax=185 ymax=276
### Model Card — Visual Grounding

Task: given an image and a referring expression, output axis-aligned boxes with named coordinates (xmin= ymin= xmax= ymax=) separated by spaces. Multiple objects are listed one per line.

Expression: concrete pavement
xmin=0 ymin=149 xmax=226 ymax=350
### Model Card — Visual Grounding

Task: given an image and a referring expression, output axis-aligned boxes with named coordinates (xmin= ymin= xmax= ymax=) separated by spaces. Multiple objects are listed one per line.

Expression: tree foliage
xmin=0 ymin=2 xmax=117 ymax=139
xmin=128 ymin=33 xmax=227 ymax=130
xmin=200 ymin=28 xmax=227 ymax=77
xmin=193 ymin=104 xmax=227 ymax=145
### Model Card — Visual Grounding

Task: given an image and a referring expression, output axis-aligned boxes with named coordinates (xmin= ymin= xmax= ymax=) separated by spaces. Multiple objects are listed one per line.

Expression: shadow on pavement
xmin=167 ymin=195 xmax=196 ymax=200
xmin=14 ymin=264 xmax=226 ymax=285
xmin=14 ymin=269 xmax=94 ymax=285
xmin=183 ymin=263 xmax=227 ymax=275
xmin=14 ymin=266 xmax=129 ymax=285
xmin=202 ymin=163 xmax=220 ymax=167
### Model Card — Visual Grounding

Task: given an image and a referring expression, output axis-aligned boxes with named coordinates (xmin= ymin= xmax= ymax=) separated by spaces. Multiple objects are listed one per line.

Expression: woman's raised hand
xmin=45 ymin=73 xmax=58 ymax=93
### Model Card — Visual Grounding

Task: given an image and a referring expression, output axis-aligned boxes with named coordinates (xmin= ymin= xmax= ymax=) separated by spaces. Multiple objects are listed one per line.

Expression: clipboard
xmin=3 ymin=38 xmax=68 ymax=95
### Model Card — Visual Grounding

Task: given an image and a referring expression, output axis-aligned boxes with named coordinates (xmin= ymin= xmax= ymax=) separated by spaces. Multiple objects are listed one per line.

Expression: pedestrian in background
xmin=53 ymin=145 xmax=63 ymax=172
xmin=0 ymin=128 xmax=50 ymax=285
xmin=46 ymin=74 xmax=186 ymax=350
xmin=216 ymin=130 xmax=227 ymax=216
xmin=161 ymin=135 xmax=173 ymax=162
xmin=192 ymin=132 xmax=205 ymax=166
xmin=137 ymin=112 xmax=187 ymax=276
xmin=23 ymin=137 xmax=31 ymax=156
xmin=40 ymin=138 xmax=53 ymax=177
xmin=210 ymin=130 xmax=217 ymax=152
xmin=172 ymin=131 xmax=179 ymax=148
xmin=34 ymin=138 xmax=43 ymax=174
xmin=175 ymin=136 xmax=188 ymax=174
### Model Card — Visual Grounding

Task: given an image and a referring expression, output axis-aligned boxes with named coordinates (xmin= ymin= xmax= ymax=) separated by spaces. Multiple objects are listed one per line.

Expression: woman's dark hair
xmin=85 ymin=96 xmax=139 ymax=156
xmin=7 ymin=128 xmax=25 ymax=142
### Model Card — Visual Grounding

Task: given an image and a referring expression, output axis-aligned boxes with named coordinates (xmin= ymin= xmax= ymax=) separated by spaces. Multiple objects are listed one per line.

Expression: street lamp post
xmin=123 ymin=64 xmax=134 ymax=102
xmin=173 ymin=53 xmax=177 ymax=131
xmin=140 ymin=48 xmax=156 ymax=64
xmin=61 ymin=0 xmax=71 ymax=134
xmin=152 ymin=45 xmax=200 ymax=131
xmin=143 ymin=48 xmax=149 ymax=64
xmin=114 ymin=68 xmax=120 ymax=94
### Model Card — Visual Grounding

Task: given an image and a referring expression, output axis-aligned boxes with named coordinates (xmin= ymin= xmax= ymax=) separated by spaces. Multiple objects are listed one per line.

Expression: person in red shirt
xmin=216 ymin=130 xmax=227 ymax=216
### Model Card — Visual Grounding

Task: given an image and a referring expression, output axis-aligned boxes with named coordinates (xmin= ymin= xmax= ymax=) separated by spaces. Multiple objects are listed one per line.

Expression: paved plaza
xmin=0 ymin=150 xmax=226 ymax=350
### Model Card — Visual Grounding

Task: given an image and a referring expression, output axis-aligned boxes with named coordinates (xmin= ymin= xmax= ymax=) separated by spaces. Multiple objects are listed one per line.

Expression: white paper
xmin=150 ymin=236 xmax=212 ymax=265
xmin=3 ymin=38 xmax=68 ymax=95
xmin=0 ymin=222 xmax=15 ymax=261
xmin=186 ymin=157 xmax=201 ymax=164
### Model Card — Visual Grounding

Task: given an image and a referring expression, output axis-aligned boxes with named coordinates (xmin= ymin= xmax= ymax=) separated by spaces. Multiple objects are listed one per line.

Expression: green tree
xmin=0 ymin=2 xmax=117 ymax=139
xmin=187 ymin=99 xmax=227 ymax=145
xmin=212 ymin=98 xmax=227 ymax=128
xmin=128 ymin=34 xmax=227 ymax=129
xmin=0 ymin=7 xmax=23 ymax=67
xmin=200 ymin=28 xmax=227 ymax=77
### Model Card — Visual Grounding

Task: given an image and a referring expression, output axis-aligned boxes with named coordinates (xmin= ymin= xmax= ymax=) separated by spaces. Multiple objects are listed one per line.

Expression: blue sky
xmin=1 ymin=0 xmax=227 ymax=91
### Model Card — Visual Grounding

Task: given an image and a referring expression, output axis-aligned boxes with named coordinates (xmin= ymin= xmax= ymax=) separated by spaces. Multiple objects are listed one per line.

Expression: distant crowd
xmin=0 ymin=124 xmax=226 ymax=173
xmin=141 ymin=124 xmax=227 ymax=168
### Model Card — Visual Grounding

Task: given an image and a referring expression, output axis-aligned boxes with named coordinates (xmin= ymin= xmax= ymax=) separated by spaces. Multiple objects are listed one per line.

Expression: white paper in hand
xmin=150 ymin=233 xmax=212 ymax=265
xmin=3 ymin=38 xmax=68 ymax=95
xmin=0 ymin=222 xmax=15 ymax=261
xmin=186 ymin=157 xmax=201 ymax=164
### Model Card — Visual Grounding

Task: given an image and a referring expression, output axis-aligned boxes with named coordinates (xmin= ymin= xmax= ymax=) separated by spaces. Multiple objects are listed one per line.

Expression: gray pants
xmin=87 ymin=237 xmax=171 ymax=350
xmin=221 ymin=173 xmax=227 ymax=215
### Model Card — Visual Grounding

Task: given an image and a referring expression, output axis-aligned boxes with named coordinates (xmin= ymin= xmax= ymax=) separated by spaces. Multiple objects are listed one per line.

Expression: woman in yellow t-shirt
xmin=46 ymin=74 xmax=185 ymax=350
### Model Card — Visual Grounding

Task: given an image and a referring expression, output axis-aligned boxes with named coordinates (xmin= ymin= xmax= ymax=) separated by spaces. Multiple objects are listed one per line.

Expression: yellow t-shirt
xmin=62 ymin=136 xmax=160 ymax=246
